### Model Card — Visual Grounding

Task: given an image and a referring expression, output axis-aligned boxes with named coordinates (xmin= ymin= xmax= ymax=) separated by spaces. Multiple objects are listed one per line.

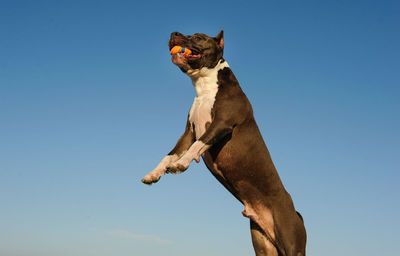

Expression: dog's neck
xmin=187 ymin=59 xmax=229 ymax=97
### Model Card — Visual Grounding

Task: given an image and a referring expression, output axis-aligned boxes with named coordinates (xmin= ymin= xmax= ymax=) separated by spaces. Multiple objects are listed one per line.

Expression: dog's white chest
xmin=187 ymin=60 xmax=229 ymax=139
xmin=189 ymin=93 xmax=216 ymax=139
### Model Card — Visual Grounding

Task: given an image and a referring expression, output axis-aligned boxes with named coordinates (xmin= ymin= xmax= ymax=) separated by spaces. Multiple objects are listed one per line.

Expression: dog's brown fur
xmin=142 ymin=31 xmax=306 ymax=256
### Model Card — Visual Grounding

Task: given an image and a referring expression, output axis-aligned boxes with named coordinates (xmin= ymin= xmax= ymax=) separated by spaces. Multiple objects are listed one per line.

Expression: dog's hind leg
xmin=250 ymin=220 xmax=279 ymax=256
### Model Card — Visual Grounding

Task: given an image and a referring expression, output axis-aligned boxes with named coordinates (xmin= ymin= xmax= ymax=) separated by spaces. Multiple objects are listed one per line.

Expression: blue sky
xmin=0 ymin=0 xmax=399 ymax=255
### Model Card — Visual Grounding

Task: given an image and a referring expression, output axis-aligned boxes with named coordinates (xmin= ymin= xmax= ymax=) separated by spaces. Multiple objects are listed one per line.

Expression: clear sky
xmin=0 ymin=0 xmax=399 ymax=255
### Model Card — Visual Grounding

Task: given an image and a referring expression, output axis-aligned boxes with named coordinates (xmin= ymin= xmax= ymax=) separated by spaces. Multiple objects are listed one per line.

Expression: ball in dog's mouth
xmin=170 ymin=49 xmax=201 ymax=65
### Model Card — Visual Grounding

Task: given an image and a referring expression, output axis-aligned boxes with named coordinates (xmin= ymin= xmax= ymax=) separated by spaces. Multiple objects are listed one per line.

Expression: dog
xmin=141 ymin=31 xmax=306 ymax=256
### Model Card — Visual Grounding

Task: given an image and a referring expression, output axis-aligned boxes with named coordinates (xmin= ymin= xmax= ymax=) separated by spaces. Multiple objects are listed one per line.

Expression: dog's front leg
xmin=165 ymin=140 xmax=205 ymax=173
xmin=166 ymin=118 xmax=234 ymax=173
xmin=142 ymin=119 xmax=194 ymax=185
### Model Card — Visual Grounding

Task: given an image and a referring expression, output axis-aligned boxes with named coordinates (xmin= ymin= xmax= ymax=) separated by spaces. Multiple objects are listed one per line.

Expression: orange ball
xmin=170 ymin=46 xmax=192 ymax=55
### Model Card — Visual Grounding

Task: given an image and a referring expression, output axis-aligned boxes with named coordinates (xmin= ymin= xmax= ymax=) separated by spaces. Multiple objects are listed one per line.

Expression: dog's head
xmin=168 ymin=30 xmax=224 ymax=73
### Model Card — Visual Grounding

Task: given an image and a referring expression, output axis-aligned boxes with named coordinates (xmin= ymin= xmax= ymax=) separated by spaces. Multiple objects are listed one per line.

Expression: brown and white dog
xmin=141 ymin=31 xmax=306 ymax=256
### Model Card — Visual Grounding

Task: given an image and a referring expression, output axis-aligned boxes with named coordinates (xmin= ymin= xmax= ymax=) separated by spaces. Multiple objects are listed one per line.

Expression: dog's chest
xmin=188 ymin=76 xmax=219 ymax=139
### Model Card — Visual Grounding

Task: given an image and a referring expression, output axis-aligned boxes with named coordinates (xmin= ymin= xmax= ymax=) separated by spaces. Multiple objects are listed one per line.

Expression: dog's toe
xmin=141 ymin=178 xmax=152 ymax=185
xmin=141 ymin=173 xmax=161 ymax=185
xmin=166 ymin=164 xmax=186 ymax=174
xmin=165 ymin=166 xmax=175 ymax=174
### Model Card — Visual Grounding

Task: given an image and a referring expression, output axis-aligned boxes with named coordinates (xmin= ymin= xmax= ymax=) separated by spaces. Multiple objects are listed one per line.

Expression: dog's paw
xmin=166 ymin=161 xmax=189 ymax=174
xmin=141 ymin=170 xmax=164 ymax=185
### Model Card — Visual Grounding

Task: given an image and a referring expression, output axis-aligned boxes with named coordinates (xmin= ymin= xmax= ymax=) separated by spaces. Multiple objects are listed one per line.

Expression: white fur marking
xmin=185 ymin=140 xmax=207 ymax=159
xmin=165 ymin=141 xmax=208 ymax=173
xmin=156 ymin=154 xmax=179 ymax=169
xmin=142 ymin=154 xmax=179 ymax=184
xmin=188 ymin=60 xmax=230 ymax=139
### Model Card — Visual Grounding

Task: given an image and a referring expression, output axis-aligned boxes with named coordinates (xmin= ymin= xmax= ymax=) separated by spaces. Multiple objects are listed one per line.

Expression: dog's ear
xmin=214 ymin=30 xmax=224 ymax=49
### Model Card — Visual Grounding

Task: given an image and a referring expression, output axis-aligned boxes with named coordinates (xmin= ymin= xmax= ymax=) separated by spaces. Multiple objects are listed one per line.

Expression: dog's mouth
xmin=169 ymin=43 xmax=201 ymax=60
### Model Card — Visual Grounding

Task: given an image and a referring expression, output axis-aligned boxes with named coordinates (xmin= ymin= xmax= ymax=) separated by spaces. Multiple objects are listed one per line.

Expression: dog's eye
xmin=193 ymin=36 xmax=202 ymax=41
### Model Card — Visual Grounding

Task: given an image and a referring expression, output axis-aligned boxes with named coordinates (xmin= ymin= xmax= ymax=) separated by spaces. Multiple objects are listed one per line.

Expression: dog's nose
xmin=171 ymin=31 xmax=183 ymax=39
